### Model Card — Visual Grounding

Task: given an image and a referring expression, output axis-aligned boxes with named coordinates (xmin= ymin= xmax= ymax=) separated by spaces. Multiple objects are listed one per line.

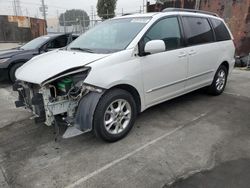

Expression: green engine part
xmin=57 ymin=77 xmax=73 ymax=93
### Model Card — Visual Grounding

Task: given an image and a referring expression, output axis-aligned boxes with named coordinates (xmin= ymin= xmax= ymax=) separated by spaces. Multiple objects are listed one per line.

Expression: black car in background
xmin=0 ymin=33 xmax=78 ymax=82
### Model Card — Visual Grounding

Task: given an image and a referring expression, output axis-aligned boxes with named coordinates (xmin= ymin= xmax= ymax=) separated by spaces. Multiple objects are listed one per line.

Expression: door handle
xmin=178 ymin=52 xmax=187 ymax=58
xmin=189 ymin=50 xmax=197 ymax=55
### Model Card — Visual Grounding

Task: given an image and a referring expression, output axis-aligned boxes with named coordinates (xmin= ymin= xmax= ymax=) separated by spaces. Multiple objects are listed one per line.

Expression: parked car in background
xmin=14 ymin=8 xmax=235 ymax=142
xmin=0 ymin=33 xmax=78 ymax=82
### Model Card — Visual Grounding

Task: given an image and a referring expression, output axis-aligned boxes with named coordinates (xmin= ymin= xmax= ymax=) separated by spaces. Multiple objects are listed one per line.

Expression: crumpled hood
xmin=16 ymin=49 xmax=109 ymax=84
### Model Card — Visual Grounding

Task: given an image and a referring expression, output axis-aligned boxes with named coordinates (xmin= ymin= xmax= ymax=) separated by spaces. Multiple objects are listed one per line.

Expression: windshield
xmin=68 ymin=17 xmax=151 ymax=53
xmin=21 ymin=36 xmax=50 ymax=50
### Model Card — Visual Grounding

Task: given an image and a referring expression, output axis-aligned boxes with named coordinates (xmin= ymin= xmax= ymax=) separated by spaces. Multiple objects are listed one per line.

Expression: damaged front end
xmin=13 ymin=67 xmax=104 ymax=137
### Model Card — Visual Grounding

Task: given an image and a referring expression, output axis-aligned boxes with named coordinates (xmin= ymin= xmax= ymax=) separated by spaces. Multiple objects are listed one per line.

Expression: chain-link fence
xmin=47 ymin=19 xmax=102 ymax=34
xmin=47 ymin=11 xmax=142 ymax=34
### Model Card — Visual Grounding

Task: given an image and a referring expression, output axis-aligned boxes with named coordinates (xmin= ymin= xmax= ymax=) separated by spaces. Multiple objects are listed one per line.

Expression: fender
xmin=63 ymin=91 xmax=105 ymax=138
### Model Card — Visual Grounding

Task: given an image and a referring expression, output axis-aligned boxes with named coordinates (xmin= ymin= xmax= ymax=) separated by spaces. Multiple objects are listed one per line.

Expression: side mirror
xmin=144 ymin=40 xmax=166 ymax=55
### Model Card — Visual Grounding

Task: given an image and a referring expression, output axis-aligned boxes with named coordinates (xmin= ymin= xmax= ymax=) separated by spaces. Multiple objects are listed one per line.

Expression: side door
xmin=181 ymin=16 xmax=219 ymax=90
xmin=140 ymin=16 xmax=188 ymax=107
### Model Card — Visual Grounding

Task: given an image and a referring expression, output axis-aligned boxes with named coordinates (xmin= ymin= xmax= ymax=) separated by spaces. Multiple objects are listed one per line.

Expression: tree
xmin=59 ymin=9 xmax=90 ymax=28
xmin=97 ymin=0 xmax=117 ymax=20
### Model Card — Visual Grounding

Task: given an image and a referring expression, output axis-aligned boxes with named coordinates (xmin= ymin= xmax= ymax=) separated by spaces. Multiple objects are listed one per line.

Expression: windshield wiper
xmin=69 ymin=47 xmax=94 ymax=53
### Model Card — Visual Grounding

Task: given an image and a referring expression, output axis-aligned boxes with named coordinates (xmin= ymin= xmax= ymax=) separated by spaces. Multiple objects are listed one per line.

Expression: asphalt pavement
xmin=0 ymin=69 xmax=250 ymax=188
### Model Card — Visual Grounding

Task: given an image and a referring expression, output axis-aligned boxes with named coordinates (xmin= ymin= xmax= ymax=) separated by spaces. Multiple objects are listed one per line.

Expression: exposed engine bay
xmin=13 ymin=69 xmax=104 ymax=134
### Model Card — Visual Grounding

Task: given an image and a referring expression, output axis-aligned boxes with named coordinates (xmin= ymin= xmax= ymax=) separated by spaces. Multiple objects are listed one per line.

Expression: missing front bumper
xmin=13 ymin=81 xmax=104 ymax=137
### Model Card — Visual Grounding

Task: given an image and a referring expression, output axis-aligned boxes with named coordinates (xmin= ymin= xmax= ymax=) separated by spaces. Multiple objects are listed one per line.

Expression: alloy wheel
xmin=103 ymin=99 xmax=132 ymax=135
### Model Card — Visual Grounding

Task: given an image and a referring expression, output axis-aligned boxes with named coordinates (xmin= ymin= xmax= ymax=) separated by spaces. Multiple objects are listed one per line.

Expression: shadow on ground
xmin=164 ymin=159 xmax=250 ymax=188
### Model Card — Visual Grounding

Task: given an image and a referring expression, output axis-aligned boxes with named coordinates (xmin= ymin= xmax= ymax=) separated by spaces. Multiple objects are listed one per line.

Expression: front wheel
xmin=93 ymin=89 xmax=137 ymax=142
xmin=207 ymin=65 xmax=228 ymax=95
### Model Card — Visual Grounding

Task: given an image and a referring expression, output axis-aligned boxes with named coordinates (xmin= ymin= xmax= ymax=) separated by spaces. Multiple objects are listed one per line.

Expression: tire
xmin=93 ymin=89 xmax=137 ymax=142
xmin=207 ymin=65 xmax=228 ymax=96
xmin=9 ymin=63 xmax=24 ymax=83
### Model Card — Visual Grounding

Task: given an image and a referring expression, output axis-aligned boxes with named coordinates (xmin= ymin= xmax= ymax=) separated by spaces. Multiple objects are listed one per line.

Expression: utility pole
xmin=12 ymin=0 xmax=22 ymax=16
xmin=26 ymin=8 xmax=29 ymax=17
xmin=91 ymin=6 xmax=94 ymax=28
xmin=142 ymin=0 xmax=145 ymax=13
xmin=63 ymin=13 xmax=66 ymax=33
xmin=40 ymin=0 xmax=48 ymax=33
xmin=82 ymin=12 xmax=86 ymax=33
xmin=56 ymin=10 xmax=60 ymax=32
xmin=40 ymin=0 xmax=47 ymax=21
xmin=13 ymin=0 xmax=18 ymax=16
xmin=94 ymin=10 xmax=96 ymax=25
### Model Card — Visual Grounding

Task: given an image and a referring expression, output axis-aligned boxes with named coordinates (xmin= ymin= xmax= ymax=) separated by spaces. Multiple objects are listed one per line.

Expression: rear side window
xmin=182 ymin=16 xmax=214 ymax=45
xmin=210 ymin=19 xmax=231 ymax=41
xmin=47 ymin=36 xmax=68 ymax=49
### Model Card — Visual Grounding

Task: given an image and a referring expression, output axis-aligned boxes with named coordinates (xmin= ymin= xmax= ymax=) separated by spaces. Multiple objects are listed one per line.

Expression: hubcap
xmin=216 ymin=70 xmax=226 ymax=91
xmin=103 ymin=99 xmax=132 ymax=135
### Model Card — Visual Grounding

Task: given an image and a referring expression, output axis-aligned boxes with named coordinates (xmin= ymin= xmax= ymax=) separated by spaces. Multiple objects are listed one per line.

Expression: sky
xmin=0 ymin=0 xmax=156 ymax=19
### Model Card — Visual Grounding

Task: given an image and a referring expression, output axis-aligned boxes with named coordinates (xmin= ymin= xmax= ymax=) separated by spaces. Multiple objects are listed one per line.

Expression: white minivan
xmin=14 ymin=8 xmax=235 ymax=142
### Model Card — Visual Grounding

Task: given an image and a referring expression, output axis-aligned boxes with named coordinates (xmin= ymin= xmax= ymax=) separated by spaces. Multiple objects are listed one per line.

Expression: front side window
xmin=68 ymin=18 xmax=151 ymax=54
xmin=182 ymin=16 xmax=214 ymax=45
xmin=142 ymin=17 xmax=182 ymax=51
xmin=210 ymin=18 xmax=231 ymax=41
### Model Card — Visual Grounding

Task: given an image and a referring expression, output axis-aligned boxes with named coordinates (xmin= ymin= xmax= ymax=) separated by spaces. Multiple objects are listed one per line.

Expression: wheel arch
xmin=220 ymin=61 xmax=229 ymax=72
xmin=8 ymin=60 xmax=27 ymax=81
xmin=8 ymin=59 xmax=27 ymax=71
xmin=109 ymin=84 xmax=142 ymax=114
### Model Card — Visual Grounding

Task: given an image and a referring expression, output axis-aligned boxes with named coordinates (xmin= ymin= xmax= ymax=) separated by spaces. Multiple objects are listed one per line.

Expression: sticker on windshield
xmin=131 ymin=18 xmax=150 ymax=23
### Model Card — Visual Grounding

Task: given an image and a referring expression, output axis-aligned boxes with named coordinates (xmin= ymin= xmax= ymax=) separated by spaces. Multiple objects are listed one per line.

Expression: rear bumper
xmin=0 ymin=68 xmax=9 ymax=81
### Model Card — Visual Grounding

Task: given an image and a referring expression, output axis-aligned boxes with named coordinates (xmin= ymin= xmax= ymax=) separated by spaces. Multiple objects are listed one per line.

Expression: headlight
xmin=0 ymin=58 xmax=10 ymax=64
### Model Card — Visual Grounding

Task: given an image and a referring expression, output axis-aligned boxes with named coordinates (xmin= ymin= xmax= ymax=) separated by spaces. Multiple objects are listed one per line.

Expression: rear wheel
xmin=207 ymin=65 xmax=228 ymax=95
xmin=93 ymin=89 xmax=137 ymax=142
xmin=9 ymin=63 xmax=24 ymax=82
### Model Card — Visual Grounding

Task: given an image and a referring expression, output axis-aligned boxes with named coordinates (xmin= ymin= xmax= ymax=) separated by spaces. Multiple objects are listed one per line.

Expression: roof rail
xmin=162 ymin=8 xmax=219 ymax=17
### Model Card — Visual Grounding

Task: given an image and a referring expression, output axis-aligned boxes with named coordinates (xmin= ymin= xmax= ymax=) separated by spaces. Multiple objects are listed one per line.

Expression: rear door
xmin=181 ymin=16 xmax=219 ymax=90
